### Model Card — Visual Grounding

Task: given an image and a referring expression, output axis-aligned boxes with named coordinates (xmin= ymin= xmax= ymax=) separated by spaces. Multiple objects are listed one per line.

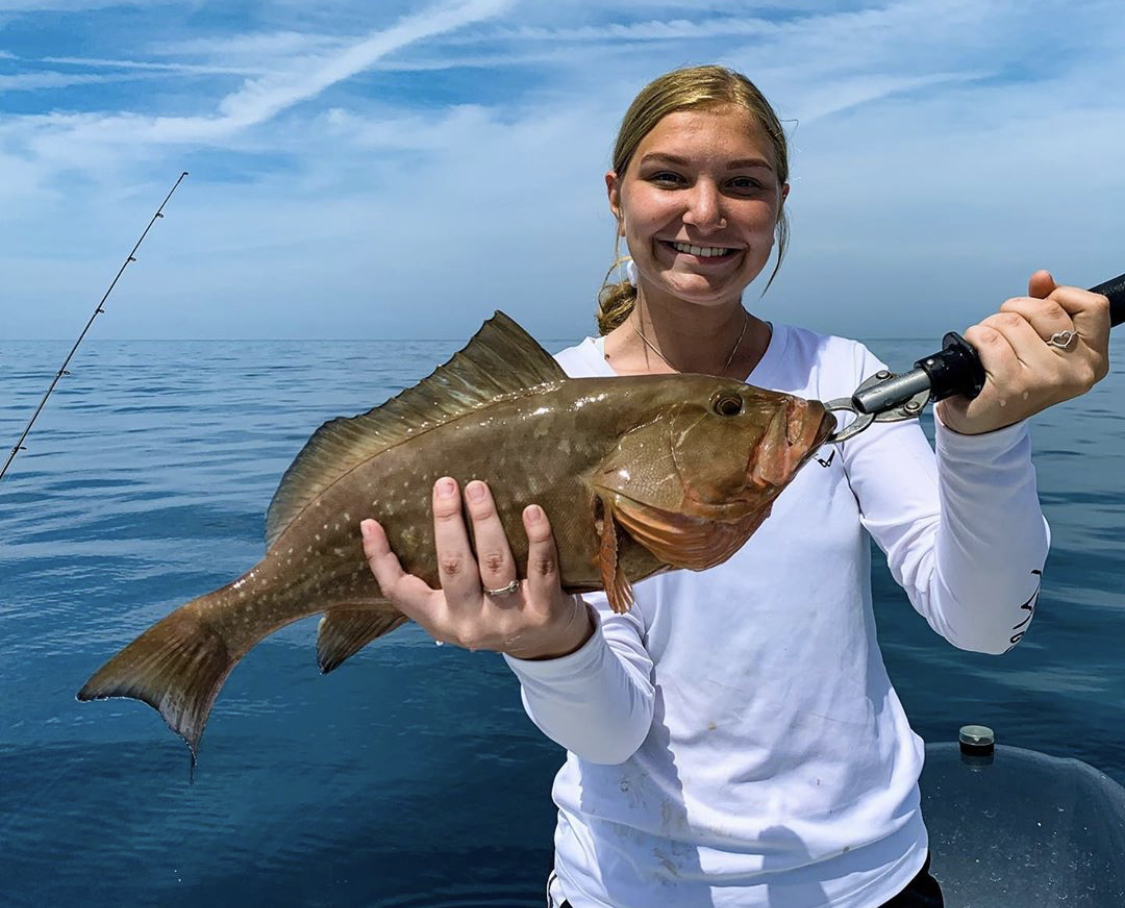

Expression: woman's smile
xmin=657 ymin=239 xmax=743 ymax=265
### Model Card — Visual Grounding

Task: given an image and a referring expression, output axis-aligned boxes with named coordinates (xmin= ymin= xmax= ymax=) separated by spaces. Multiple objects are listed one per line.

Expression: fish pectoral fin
xmin=611 ymin=495 xmax=770 ymax=572
xmin=77 ymin=602 xmax=234 ymax=764
xmin=596 ymin=499 xmax=634 ymax=615
xmin=317 ymin=606 xmax=406 ymax=674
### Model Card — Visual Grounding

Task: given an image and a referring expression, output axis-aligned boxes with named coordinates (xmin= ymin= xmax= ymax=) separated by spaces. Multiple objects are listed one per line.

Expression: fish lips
xmin=748 ymin=398 xmax=835 ymax=488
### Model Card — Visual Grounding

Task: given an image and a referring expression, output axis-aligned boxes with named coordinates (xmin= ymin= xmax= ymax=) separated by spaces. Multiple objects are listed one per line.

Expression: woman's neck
xmin=603 ymin=287 xmax=772 ymax=379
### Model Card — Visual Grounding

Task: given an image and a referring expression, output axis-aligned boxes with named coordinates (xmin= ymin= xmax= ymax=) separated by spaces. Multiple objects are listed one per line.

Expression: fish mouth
xmin=749 ymin=398 xmax=836 ymax=487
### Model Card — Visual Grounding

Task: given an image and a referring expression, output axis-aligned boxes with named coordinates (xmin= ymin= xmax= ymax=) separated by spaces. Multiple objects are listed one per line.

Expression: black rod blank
xmin=0 ymin=172 xmax=189 ymax=484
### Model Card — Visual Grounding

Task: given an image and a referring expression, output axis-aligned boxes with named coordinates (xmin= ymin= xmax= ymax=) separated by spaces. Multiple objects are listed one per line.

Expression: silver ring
xmin=484 ymin=579 xmax=520 ymax=597
xmin=1046 ymin=329 xmax=1078 ymax=350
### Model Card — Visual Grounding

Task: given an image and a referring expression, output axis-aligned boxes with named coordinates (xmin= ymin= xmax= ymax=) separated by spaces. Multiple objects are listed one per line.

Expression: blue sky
xmin=1 ymin=0 xmax=1122 ymax=340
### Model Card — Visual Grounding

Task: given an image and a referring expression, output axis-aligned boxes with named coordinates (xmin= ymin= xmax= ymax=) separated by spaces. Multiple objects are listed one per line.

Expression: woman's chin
xmin=649 ymin=275 xmax=743 ymax=306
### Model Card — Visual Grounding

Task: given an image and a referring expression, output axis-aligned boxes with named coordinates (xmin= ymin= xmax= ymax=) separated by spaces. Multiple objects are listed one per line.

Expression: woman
xmin=359 ymin=67 xmax=1111 ymax=908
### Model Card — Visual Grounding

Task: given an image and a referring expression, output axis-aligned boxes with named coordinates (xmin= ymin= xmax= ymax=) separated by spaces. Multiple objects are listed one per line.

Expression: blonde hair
xmin=597 ymin=65 xmax=790 ymax=335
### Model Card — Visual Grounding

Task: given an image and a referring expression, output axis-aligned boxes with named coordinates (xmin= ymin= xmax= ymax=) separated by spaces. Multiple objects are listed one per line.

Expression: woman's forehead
xmin=633 ymin=105 xmax=776 ymax=170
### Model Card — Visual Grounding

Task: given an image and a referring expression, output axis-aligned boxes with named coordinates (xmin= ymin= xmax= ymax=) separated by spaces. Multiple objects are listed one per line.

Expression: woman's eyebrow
xmin=726 ymin=157 xmax=773 ymax=171
xmin=638 ymin=152 xmax=774 ymax=171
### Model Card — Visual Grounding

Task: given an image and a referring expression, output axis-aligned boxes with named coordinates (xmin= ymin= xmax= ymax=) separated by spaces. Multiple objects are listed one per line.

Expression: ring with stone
xmin=1046 ymin=329 xmax=1078 ymax=350
xmin=485 ymin=579 xmax=520 ymax=597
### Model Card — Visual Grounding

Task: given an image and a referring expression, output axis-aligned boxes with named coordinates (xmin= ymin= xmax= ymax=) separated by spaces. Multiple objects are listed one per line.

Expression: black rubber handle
xmin=1091 ymin=272 xmax=1125 ymax=327
xmin=917 ymin=272 xmax=1125 ymax=403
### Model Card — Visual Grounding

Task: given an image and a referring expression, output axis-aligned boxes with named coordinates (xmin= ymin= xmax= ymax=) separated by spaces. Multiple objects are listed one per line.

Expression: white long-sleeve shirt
xmin=505 ymin=323 xmax=1049 ymax=908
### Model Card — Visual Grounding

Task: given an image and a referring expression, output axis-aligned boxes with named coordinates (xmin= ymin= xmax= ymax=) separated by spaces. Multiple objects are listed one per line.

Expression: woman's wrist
xmin=511 ymin=596 xmax=595 ymax=661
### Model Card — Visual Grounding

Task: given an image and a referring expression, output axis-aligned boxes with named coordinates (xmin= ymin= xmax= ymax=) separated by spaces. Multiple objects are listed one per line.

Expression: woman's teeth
xmin=670 ymin=241 xmax=733 ymax=257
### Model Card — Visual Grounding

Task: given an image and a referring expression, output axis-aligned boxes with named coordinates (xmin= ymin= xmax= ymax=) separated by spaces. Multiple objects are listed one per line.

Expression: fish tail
xmin=77 ymin=594 xmax=234 ymax=763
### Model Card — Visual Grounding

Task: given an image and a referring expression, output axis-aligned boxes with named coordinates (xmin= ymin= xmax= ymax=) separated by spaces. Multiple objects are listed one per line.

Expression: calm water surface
xmin=1 ymin=335 xmax=1123 ymax=907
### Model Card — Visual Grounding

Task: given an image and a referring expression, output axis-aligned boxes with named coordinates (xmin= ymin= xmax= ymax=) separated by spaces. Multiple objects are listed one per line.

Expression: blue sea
xmin=1 ymin=335 xmax=1123 ymax=908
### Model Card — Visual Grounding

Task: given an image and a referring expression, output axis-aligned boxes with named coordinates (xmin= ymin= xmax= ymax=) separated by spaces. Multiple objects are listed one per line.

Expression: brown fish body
xmin=78 ymin=314 xmax=834 ymax=760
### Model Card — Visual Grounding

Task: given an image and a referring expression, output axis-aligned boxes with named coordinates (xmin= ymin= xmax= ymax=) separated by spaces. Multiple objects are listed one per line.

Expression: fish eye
xmin=711 ymin=393 xmax=743 ymax=417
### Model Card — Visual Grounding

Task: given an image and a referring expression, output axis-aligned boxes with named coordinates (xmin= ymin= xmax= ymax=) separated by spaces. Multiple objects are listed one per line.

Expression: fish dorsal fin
xmin=265 ymin=311 xmax=567 ymax=548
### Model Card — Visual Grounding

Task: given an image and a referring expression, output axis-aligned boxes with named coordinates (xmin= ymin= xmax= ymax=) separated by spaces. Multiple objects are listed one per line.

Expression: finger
xmin=360 ymin=519 xmax=439 ymax=622
xmin=463 ymin=480 xmax=518 ymax=597
xmin=978 ymin=311 xmax=1056 ymax=370
xmin=1039 ymin=284 xmax=1112 ymax=344
xmin=999 ymin=295 xmax=1074 ymax=342
xmin=431 ymin=477 xmax=480 ymax=604
xmin=523 ymin=504 xmax=563 ymax=612
xmin=962 ymin=322 xmax=1021 ymax=385
xmin=1027 ymin=269 xmax=1057 ymax=300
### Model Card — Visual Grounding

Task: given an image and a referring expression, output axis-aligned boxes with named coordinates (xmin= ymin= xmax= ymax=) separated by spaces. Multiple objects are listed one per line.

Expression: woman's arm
xmin=843 ymin=413 xmax=1048 ymax=654
xmin=504 ymin=592 xmax=656 ymax=764
xmin=842 ymin=272 xmax=1110 ymax=653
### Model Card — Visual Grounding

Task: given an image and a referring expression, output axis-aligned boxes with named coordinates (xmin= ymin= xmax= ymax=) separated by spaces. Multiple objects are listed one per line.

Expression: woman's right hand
xmin=360 ymin=477 xmax=594 ymax=660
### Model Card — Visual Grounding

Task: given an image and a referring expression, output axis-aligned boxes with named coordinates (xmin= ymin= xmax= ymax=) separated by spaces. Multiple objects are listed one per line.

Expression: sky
xmin=0 ymin=0 xmax=1122 ymax=341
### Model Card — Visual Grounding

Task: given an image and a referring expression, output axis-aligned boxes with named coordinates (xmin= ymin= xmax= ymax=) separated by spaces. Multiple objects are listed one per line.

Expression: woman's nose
xmin=682 ymin=180 xmax=725 ymax=230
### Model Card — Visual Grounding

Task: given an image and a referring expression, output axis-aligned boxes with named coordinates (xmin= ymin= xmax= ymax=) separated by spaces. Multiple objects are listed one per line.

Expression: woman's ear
xmin=605 ymin=171 xmax=624 ymax=234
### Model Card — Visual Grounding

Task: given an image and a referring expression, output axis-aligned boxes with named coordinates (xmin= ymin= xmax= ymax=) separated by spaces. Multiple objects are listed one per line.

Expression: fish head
xmin=592 ymin=376 xmax=835 ymax=571
xmin=668 ymin=380 xmax=836 ymax=513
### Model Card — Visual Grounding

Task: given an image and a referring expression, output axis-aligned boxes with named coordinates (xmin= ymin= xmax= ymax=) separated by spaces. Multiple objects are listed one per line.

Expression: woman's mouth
xmin=660 ymin=240 xmax=740 ymax=262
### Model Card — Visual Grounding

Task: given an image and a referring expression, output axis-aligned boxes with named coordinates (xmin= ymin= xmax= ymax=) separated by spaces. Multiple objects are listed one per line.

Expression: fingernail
xmin=466 ymin=481 xmax=485 ymax=502
xmin=525 ymin=504 xmax=542 ymax=522
xmin=360 ymin=519 xmax=376 ymax=539
xmin=437 ymin=478 xmax=456 ymax=498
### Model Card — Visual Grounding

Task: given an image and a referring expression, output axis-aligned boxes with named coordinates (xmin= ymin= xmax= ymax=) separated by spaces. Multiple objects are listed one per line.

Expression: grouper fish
xmin=78 ymin=312 xmax=835 ymax=760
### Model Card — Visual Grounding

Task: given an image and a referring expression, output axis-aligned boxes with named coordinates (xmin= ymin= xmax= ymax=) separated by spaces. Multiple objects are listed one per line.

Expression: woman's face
xmin=607 ymin=104 xmax=788 ymax=307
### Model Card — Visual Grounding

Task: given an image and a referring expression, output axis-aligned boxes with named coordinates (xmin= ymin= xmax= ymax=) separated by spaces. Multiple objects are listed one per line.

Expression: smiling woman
xmin=353 ymin=64 xmax=1114 ymax=908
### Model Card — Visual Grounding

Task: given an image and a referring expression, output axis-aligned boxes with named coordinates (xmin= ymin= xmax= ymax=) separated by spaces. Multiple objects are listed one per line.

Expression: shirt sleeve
xmin=840 ymin=345 xmax=1049 ymax=654
xmin=502 ymin=592 xmax=656 ymax=764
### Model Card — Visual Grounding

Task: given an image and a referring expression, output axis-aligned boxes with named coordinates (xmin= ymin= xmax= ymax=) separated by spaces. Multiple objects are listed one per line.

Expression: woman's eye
xmin=729 ymin=177 xmax=764 ymax=191
xmin=649 ymin=171 xmax=684 ymax=186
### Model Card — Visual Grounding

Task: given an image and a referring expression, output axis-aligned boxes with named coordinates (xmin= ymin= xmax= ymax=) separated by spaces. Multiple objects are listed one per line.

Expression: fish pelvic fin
xmin=77 ymin=600 xmax=234 ymax=763
xmin=596 ymin=498 xmax=634 ymax=615
xmin=317 ymin=607 xmax=406 ymax=675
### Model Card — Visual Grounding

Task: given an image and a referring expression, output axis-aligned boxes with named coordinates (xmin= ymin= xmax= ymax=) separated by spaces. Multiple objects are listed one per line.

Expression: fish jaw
xmin=749 ymin=398 xmax=835 ymax=488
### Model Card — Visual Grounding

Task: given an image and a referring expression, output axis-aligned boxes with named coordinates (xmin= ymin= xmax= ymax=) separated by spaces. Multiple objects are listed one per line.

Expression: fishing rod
xmin=827 ymin=272 xmax=1125 ymax=441
xmin=0 ymin=172 xmax=189 ymax=484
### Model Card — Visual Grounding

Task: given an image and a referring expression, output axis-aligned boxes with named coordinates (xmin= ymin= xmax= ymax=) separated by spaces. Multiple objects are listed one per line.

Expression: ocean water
xmin=1 ymin=334 xmax=1123 ymax=908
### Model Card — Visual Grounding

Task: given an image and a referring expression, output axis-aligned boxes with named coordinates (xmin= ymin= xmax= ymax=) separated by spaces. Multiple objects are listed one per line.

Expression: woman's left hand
xmin=935 ymin=270 xmax=1111 ymax=435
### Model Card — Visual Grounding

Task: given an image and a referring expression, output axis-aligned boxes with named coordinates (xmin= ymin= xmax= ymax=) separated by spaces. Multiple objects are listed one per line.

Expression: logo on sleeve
xmin=1006 ymin=568 xmax=1043 ymax=650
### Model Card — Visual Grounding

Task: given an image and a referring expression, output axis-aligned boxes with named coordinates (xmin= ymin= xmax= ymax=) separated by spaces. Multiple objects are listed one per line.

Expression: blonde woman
xmin=361 ymin=66 xmax=1111 ymax=908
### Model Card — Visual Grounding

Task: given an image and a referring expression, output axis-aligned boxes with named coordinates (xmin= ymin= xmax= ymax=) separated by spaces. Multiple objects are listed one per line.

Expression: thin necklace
xmin=631 ymin=309 xmax=750 ymax=378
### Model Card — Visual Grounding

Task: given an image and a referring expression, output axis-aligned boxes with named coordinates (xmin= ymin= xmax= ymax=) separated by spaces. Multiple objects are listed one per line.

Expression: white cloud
xmin=154 ymin=31 xmax=348 ymax=60
xmin=0 ymin=71 xmax=166 ymax=91
xmin=2 ymin=0 xmax=516 ymax=154
xmin=41 ymin=55 xmax=264 ymax=76
xmin=0 ymin=0 xmax=177 ymax=9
